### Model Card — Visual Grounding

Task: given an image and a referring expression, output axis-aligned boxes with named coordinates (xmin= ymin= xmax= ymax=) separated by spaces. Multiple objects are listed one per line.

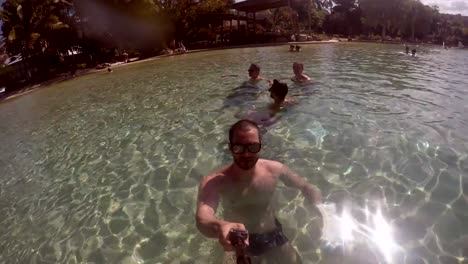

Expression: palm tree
xmin=1 ymin=0 xmax=75 ymax=58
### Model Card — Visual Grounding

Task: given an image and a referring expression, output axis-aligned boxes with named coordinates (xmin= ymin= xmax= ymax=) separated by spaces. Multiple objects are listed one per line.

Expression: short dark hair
xmin=249 ymin=63 xmax=260 ymax=71
xmin=270 ymin=79 xmax=288 ymax=101
xmin=229 ymin=119 xmax=261 ymax=143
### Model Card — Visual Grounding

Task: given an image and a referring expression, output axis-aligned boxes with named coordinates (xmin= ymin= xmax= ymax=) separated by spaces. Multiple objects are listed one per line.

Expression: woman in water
xmin=236 ymin=80 xmax=294 ymax=126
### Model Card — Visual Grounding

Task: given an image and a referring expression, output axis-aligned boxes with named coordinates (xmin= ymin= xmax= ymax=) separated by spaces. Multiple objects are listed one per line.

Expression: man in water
xmin=405 ymin=45 xmax=410 ymax=54
xmin=291 ymin=62 xmax=311 ymax=82
xmin=196 ymin=120 xmax=321 ymax=263
xmin=247 ymin=63 xmax=271 ymax=85
xmin=412 ymin=48 xmax=417 ymax=57
xmin=222 ymin=64 xmax=271 ymax=86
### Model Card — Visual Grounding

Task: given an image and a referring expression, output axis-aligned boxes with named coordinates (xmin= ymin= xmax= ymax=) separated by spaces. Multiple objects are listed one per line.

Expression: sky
xmin=421 ymin=0 xmax=468 ymax=15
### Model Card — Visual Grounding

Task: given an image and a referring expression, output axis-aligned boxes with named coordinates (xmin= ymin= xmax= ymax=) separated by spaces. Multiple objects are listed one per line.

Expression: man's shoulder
xmin=258 ymin=159 xmax=285 ymax=171
xmin=202 ymin=171 xmax=224 ymax=182
xmin=200 ymin=166 xmax=230 ymax=185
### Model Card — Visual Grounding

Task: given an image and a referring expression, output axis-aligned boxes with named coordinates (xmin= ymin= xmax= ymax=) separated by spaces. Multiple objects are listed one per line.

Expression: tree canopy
xmin=0 ymin=0 xmax=466 ymax=62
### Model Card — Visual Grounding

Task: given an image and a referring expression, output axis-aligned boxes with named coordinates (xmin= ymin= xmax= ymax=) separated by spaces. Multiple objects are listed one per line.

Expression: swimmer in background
xmin=291 ymin=62 xmax=311 ymax=83
xmin=412 ymin=49 xmax=417 ymax=57
xmin=236 ymin=80 xmax=295 ymax=126
xmin=405 ymin=45 xmax=410 ymax=54
xmin=269 ymin=79 xmax=296 ymax=110
xmin=289 ymin=45 xmax=302 ymax=52
xmin=222 ymin=63 xmax=272 ymax=86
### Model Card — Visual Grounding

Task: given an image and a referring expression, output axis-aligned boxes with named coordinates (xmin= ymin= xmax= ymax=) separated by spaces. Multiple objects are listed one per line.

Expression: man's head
xmin=293 ymin=62 xmax=304 ymax=76
xmin=229 ymin=120 xmax=261 ymax=170
xmin=248 ymin=64 xmax=260 ymax=79
xmin=269 ymin=79 xmax=288 ymax=103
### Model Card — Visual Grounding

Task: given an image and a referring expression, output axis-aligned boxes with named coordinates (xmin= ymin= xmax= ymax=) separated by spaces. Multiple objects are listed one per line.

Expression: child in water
xmin=291 ymin=62 xmax=311 ymax=82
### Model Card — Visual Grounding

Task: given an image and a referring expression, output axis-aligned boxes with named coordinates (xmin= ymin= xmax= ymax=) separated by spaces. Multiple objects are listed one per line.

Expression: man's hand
xmin=218 ymin=221 xmax=249 ymax=251
xmin=302 ymin=184 xmax=321 ymax=205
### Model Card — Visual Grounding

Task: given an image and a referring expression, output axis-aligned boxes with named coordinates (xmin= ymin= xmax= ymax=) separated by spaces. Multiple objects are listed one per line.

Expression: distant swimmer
xmin=222 ymin=64 xmax=271 ymax=86
xmin=246 ymin=63 xmax=271 ymax=85
xmin=289 ymin=45 xmax=301 ymax=52
xmin=291 ymin=62 xmax=312 ymax=83
xmin=405 ymin=45 xmax=410 ymax=54
xmin=412 ymin=49 xmax=417 ymax=57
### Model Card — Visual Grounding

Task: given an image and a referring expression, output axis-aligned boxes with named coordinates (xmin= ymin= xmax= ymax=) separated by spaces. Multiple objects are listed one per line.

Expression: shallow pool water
xmin=0 ymin=43 xmax=467 ymax=263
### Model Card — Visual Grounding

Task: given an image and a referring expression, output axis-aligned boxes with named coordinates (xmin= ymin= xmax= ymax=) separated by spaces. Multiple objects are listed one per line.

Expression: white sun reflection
xmin=320 ymin=203 xmax=401 ymax=263
xmin=339 ymin=210 xmax=357 ymax=242
xmin=370 ymin=208 xmax=400 ymax=263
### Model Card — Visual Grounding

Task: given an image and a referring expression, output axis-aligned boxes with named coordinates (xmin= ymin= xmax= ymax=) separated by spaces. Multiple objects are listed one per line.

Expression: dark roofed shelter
xmin=231 ymin=0 xmax=291 ymax=41
xmin=231 ymin=0 xmax=290 ymax=12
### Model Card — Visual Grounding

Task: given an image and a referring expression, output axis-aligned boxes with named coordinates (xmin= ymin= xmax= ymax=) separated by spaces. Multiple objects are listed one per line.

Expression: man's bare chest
xmin=222 ymin=176 xmax=278 ymax=207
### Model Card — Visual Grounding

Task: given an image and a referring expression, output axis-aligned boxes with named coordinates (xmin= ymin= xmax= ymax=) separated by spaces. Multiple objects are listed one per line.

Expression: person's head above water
xmin=293 ymin=62 xmax=304 ymax=76
xmin=228 ymin=119 xmax=262 ymax=170
xmin=269 ymin=79 xmax=288 ymax=103
xmin=248 ymin=64 xmax=260 ymax=79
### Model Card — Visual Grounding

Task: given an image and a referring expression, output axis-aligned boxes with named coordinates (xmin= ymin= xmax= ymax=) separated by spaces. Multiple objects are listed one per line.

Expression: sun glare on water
xmin=326 ymin=203 xmax=401 ymax=263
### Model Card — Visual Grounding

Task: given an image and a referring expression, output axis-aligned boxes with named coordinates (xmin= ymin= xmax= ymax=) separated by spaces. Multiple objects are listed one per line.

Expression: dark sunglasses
xmin=248 ymin=69 xmax=256 ymax=73
xmin=230 ymin=143 xmax=261 ymax=154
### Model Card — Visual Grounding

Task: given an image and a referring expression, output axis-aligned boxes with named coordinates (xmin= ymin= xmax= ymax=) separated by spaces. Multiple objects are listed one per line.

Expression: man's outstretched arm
xmin=195 ymin=174 xmax=248 ymax=250
xmin=196 ymin=174 xmax=224 ymax=238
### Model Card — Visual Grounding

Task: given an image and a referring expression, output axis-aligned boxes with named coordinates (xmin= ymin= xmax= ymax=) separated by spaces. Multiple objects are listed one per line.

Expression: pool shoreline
xmin=0 ymin=40 xmax=340 ymax=103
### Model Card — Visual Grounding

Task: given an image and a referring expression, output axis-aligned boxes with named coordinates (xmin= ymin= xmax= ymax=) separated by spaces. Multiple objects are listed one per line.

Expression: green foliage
xmin=360 ymin=0 xmax=407 ymax=38
xmin=0 ymin=0 xmax=466 ymax=69
xmin=326 ymin=0 xmax=360 ymax=35
xmin=0 ymin=65 xmax=16 ymax=89
xmin=1 ymin=0 xmax=77 ymax=57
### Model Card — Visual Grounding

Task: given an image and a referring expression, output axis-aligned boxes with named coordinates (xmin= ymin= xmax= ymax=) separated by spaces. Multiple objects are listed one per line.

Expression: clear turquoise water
xmin=0 ymin=43 xmax=467 ymax=263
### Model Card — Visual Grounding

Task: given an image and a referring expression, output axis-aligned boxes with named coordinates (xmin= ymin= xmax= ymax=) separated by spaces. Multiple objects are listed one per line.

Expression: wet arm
xmin=279 ymin=165 xmax=321 ymax=204
xmin=196 ymin=176 xmax=225 ymax=238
